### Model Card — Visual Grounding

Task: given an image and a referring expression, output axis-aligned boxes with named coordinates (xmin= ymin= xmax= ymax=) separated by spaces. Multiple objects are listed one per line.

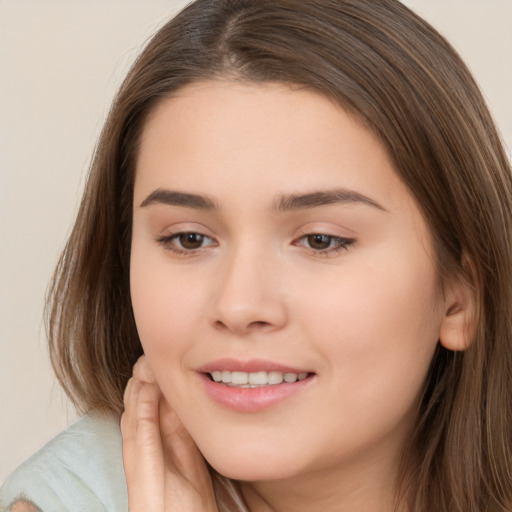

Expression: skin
xmin=125 ymin=81 xmax=472 ymax=511
xmin=122 ymin=358 xmax=218 ymax=511
xmin=9 ymin=501 xmax=40 ymax=512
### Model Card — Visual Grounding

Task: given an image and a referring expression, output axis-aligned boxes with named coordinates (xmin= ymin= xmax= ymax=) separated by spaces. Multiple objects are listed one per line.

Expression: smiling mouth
xmin=207 ymin=370 xmax=311 ymax=388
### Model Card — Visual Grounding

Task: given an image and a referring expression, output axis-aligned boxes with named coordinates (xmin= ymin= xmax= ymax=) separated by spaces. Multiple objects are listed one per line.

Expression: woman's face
xmin=130 ymin=81 xmax=450 ymax=485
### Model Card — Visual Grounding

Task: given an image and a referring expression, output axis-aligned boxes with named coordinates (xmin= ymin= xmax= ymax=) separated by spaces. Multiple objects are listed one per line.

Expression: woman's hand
xmin=121 ymin=356 xmax=218 ymax=512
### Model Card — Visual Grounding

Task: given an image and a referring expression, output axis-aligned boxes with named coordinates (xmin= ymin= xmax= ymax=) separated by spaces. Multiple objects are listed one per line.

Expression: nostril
xmin=248 ymin=321 xmax=270 ymax=328
xmin=214 ymin=320 xmax=228 ymax=330
xmin=213 ymin=319 xmax=269 ymax=331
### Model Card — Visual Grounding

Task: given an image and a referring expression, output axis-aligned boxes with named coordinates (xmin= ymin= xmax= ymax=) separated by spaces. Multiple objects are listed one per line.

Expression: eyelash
xmin=156 ymin=232 xmax=216 ymax=256
xmin=292 ymin=233 xmax=355 ymax=256
xmin=156 ymin=232 xmax=355 ymax=257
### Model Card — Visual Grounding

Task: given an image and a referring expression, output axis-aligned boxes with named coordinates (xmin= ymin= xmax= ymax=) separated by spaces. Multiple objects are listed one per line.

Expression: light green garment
xmin=0 ymin=413 xmax=128 ymax=512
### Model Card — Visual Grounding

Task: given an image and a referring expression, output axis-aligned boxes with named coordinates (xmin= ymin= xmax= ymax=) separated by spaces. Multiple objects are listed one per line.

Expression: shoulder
xmin=0 ymin=412 xmax=127 ymax=512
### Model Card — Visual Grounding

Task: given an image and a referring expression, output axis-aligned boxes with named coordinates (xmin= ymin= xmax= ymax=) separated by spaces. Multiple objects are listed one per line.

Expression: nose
xmin=209 ymin=246 xmax=288 ymax=335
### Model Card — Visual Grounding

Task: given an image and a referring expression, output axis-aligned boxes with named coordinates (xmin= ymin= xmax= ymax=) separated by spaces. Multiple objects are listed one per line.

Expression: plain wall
xmin=1 ymin=0 xmax=511 ymax=484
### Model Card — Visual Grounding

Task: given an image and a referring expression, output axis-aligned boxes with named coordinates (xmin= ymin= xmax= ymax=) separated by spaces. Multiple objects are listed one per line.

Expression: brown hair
xmin=46 ymin=1 xmax=512 ymax=510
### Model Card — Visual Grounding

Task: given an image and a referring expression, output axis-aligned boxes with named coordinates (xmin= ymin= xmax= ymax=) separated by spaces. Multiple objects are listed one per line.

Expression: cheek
xmin=295 ymin=251 xmax=442 ymax=390
xmin=130 ymin=250 xmax=200 ymax=361
xmin=283 ymin=257 xmax=443 ymax=457
xmin=130 ymin=271 xmax=204 ymax=406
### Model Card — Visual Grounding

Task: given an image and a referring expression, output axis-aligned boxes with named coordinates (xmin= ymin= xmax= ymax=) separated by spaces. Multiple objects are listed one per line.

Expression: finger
xmin=120 ymin=375 xmax=141 ymax=446
xmin=132 ymin=355 xmax=157 ymax=384
xmin=121 ymin=355 xmax=157 ymax=448
xmin=121 ymin=366 xmax=165 ymax=511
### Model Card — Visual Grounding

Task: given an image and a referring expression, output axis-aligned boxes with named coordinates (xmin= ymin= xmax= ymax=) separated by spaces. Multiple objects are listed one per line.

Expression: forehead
xmin=138 ymin=81 xmax=347 ymax=155
xmin=134 ymin=80 xmax=399 ymax=201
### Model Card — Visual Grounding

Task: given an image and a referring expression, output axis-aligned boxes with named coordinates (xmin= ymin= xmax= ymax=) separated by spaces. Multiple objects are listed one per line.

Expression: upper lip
xmin=196 ymin=358 xmax=313 ymax=374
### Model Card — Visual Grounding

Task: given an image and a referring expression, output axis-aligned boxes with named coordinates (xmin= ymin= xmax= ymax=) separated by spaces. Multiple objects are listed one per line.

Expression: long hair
xmin=46 ymin=1 xmax=512 ymax=510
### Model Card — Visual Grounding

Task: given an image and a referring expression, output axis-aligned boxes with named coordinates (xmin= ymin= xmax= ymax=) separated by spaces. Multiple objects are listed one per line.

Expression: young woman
xmin=2 ymin=1 xmax=511 ymax=511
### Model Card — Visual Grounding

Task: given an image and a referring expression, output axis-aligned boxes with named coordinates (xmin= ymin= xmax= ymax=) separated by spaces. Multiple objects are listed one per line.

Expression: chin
xmin=203 ymin=448 xmax=305 ymax=482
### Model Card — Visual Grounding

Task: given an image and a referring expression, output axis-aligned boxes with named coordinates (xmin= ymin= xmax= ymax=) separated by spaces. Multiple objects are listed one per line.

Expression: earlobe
xmin=439 ymin=274 xmax=477 ymax=351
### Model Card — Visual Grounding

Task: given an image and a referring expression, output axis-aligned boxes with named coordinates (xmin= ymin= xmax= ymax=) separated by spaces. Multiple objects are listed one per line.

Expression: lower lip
xmin=199 ymin=373 xmax=314 ymax=412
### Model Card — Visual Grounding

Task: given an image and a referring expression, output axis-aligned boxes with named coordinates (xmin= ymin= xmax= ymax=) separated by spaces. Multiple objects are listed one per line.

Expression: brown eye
xmin=178 ymin=233 xmax=205 ymax=249
xmin=293 ymin=233 xmax=355 ymax=255
xmin=157 ymin=231 xmax=216 ymax=254
xmin=306 ymin=234 xmax=333 ymax=250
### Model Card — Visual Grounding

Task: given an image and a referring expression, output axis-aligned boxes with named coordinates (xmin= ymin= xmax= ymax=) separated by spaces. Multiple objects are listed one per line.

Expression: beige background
xmin=1 ymin=0 xmax=511 ymax=484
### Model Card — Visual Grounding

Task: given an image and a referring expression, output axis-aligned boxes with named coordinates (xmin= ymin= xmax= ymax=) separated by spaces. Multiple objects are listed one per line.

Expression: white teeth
xmin=267 ymin=371 xmax=284 ymax=385
xmin=209 ymin=370 xmax=309 ymax=387
xmin=231 ymin=371 xmax=249 ymax=385
xmin=248 ymin=371 xmax=268 ymax=385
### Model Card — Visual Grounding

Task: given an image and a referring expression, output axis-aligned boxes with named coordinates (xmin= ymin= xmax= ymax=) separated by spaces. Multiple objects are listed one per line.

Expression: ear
xmin=439 ymin=271 xmax=476 ymax=351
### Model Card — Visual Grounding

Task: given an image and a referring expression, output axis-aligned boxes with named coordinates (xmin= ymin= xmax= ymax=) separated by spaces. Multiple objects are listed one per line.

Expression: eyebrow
xmin=273 ymin=189 xmax=386 ymax=212
xmin=139 ymin=187 xmax=386 ymax=212
xmin=140 ymin=189 xmax=218 ymax=210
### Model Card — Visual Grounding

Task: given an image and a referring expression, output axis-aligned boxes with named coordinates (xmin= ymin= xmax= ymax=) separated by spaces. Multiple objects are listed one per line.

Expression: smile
xmin=208 ymin=370 xmax=309 ymax=387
